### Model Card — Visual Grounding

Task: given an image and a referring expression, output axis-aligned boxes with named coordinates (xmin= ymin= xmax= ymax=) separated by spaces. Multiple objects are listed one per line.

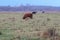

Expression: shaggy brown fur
xmin=23 ymin=13 xmax=33 ymax=19
xmin=23 ymin=11 xmax=37 ymax=20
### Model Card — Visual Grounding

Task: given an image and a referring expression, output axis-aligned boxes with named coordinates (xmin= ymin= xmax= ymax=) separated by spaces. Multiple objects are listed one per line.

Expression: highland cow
xmin=23 ymin=13 xmax=33 ymax=19
xmin=23 ymin=12 xmax=37 ymax=19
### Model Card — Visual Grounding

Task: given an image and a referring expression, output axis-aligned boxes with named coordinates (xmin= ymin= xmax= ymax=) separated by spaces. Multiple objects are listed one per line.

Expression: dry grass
xmin=0 ymin=12 xmax=60 ymax=40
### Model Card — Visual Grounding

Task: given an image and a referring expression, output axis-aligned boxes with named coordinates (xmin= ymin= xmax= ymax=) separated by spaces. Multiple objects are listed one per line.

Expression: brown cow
xmin=23 ymin=12 xmax=37 ymax=20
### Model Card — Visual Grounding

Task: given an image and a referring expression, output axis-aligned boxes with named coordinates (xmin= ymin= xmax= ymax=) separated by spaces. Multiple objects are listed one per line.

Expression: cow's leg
xmin=30 ymin=14 xmax=33 ymax=19
xmin=30 ymin=16 xmax=33 ymax=19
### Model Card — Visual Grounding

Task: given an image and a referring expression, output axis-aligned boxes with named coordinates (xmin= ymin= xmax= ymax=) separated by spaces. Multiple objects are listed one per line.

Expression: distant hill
xmin=0 ymin=6 xmax=60 ymax=11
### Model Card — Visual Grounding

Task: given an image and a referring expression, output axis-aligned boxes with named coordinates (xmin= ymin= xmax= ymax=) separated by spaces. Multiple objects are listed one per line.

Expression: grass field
xmin=0 ymin=12 xmax=60 ymax=40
